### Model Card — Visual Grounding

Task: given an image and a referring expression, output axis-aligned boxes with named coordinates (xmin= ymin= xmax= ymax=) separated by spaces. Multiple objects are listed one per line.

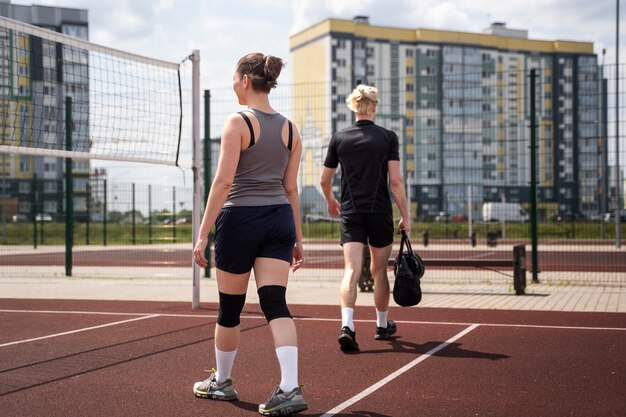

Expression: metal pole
xmin=467 ymin=185 xmax=472 ymax=238
xmin=103 ymin=178 xmax=107 ymax=246
xmin=1 ymin=154 xmax=6 ymax=243
xmin=172 ymin=186 xmax=176 ymax=242
xmin=32 ymin=173 xmax=37 ymax=249
xmin=132 ymin=182 xmax=136 ymax=245
xmin=615 ymin=0 xmax=622 ymax=248
xmin=148 ymin=184 xmax=152 ymax=244
xmin=530 ymin=69 xmax=539 ymax=283
xmin=191 ymin=50 xmax=202 ymax=308
xmin=65 ymin=97 xmax=73 ymax=277
xmin=203 ymin=89 xmax=211 ymax=278
xmin=500 ymin=193 xmax=506 ymax=239
xmin=86 ymin=182 xmax=90 ymax=245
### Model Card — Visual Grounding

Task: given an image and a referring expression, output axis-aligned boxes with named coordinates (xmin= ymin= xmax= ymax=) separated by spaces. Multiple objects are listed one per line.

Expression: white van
xmin=482 ymin=202 xmax=529 ymax=222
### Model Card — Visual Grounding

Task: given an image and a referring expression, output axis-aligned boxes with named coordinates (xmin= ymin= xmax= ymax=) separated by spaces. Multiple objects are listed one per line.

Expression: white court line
xmin=1 ymin=309 xmax=625 ymax=331
xmin=0 ymin=309 xmax=147 ymax=317
xmin=0 ymin=314 xmax=160 ymax=348
xmin=320 ymin=324 xmax=480 ymax=417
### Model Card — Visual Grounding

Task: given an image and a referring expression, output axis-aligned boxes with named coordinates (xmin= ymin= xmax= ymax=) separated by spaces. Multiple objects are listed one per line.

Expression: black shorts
xmin=340 ymin=212 xmax=394 ymax=247
xmin=214 ymin=204 xmax=295 ymax=274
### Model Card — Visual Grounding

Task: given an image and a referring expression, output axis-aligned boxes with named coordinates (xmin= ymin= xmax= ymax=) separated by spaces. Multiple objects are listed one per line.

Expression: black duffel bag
xmin=393 ymin=230 xmax=425 ymax=307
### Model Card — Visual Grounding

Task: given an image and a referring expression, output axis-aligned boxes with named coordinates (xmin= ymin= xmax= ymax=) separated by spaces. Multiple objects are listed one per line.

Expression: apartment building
xmin=290 ymin=17 xmax=606 ymax=220
xmin=0 ymin=0 xmax=89 ymax=222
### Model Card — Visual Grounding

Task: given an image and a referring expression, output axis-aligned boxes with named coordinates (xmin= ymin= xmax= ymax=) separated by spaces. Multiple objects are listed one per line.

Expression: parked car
xmin=434 ymin=212 xmax=449 ymax=222
xmin=603 ymin=211 xmax=626 ymax=222
xmin=35 ymin=214 xmax=53 ymax=222
xmin=482 ymin=202 xmax=529 ymax=222
xmin=451 ymin=214 xmax=468 ymax=222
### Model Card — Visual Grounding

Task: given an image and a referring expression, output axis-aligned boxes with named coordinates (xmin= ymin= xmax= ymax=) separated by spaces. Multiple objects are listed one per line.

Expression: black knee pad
xmin=257 ymin=285 xmax=292 ymax=322
xmin=217 ymin=292 xmax=246 ymax=328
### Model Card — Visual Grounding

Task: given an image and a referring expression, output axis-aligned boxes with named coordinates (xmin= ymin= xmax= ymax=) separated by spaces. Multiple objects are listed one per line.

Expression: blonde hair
xmin=346 ymin=84 xmax=379 ymax=114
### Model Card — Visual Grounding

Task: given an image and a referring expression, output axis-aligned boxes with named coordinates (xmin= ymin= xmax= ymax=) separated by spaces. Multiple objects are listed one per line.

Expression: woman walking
xmin=192 ymin=52 xmax=307 ymax=416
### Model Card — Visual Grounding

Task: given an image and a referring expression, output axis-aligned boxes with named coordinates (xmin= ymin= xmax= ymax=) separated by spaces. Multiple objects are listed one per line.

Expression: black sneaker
xmin=338 ymin=326 xmax=359 ymax=352
xmin=375 ymin=320 xmax=397 ymax=340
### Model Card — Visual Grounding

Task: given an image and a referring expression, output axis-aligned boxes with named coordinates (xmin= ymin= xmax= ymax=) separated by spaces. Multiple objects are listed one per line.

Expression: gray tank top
xmin=224 ymin=109 xmax=292 ymax=207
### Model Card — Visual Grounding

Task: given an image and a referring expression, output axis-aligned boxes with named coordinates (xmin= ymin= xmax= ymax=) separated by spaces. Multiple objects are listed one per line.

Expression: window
xmin=20 ymin=156 xmax=29 ymax=172
xmin=44 ymin=200 xmax=57 ymax=213
xmin=44 ymin=181 xmax=58 ymax=193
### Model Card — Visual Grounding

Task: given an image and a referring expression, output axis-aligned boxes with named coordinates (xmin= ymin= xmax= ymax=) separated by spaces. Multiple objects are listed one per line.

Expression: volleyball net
xmin=0 ymin=15 xmax=184 ymax=166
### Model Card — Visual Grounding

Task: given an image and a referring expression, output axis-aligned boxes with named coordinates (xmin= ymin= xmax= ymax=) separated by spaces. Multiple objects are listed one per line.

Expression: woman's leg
xmin=254 ymin=258 xmax=298 ymax=391
xmin=214 ymin=268 xmax=250 ymax=381
xmin=194 ymin=268 xmax=250 ymax=400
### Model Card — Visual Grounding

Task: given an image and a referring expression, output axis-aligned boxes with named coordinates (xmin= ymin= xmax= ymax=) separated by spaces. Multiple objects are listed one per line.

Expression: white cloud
xmin=6 ymin=0 xmax=624 ymax=187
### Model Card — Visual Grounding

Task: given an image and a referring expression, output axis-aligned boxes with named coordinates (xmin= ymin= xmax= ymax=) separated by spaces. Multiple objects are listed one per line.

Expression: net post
xmin=203 ymin=89 xmax=211 ymax=278
xmin=191 ymin=49 xmax=201 ymax=309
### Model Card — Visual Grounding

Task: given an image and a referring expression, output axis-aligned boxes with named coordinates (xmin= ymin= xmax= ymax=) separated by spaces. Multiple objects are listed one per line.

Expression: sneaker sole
xmin=259 ymin=402 xmax=308 ymax=416
xmin=338 ymin=334 xmax=359 ymax=351
xmin=375 ymin=327 xmax=397 ymax=340
xmin=194 ymin=391 xmax=238 ymax=401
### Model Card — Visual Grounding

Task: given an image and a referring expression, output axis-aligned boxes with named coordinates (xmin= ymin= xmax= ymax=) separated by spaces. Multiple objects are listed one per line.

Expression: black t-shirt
xmin=323 ymin=120 xmax=400 ymax=215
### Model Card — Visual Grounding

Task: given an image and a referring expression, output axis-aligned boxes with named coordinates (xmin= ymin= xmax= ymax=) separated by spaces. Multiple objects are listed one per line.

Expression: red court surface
xmin=1 ymin=299 xmax=625 ymax=417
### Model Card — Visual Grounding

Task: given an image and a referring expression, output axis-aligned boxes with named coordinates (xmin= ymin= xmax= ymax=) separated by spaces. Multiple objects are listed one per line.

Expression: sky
xmin=14 ymin=0 xmax=622 ymax=90
xmin=7 ymin=0 xmax=625 ymax=210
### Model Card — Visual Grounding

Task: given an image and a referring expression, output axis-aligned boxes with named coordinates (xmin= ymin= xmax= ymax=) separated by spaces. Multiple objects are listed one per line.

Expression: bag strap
xmin=400 ymin=230 xmax=413 ymax=254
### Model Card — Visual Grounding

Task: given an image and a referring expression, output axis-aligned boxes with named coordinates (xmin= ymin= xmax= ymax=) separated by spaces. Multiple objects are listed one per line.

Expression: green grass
xmin=0 ymin=222 xmax=192 ymax=245
xmin=1 ymin=220 xmax=624 ymax=245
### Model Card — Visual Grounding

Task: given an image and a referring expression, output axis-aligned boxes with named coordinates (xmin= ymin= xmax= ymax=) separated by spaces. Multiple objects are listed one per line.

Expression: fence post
xmin=103 ymin=179 xmax=107 ymax=246
xmin=32 ymin=173 xmax=37 ymax=249
xmin=132 ymin=182 xmax=136 ymax=245
xmin=86 ymin=182 xmax=90 ymax=245
xmin=513 ymin=245 xmax=527 ymax=295
xmin=148 ymin=184 xmax=152 ymax=244
xmin=172 ymin=186 xmax=176 ymax=242
xmin=614 ymin=0 xmax=622 ymax=248
xmin=529 ymin=69 xmax=539 ymax=283
xmin=65 ymin=97 xmax=73 ymax=277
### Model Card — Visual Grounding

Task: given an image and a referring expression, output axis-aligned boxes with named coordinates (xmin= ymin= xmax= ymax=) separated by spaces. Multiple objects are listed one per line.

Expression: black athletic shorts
xmin=214 ymin=204 xmax=295 ymax=274
xmin=340 ymin=212 xmax=394 ymax=248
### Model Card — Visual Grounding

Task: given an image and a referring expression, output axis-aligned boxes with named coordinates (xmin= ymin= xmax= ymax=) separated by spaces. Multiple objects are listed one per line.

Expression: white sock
xmin=275 ymin=345 xmax=299 ymax=392
xmin=215 ymin=346 xmax=237 ymax=383
xmin=376 ymin=310 xmax=388 ymax=328
xmin=341 ymin=307 xmax=355 ymax=331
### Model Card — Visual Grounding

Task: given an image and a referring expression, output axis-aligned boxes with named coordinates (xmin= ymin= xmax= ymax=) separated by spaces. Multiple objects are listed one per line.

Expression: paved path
xmin=1 ymin=266 xmax=624 ymax=313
